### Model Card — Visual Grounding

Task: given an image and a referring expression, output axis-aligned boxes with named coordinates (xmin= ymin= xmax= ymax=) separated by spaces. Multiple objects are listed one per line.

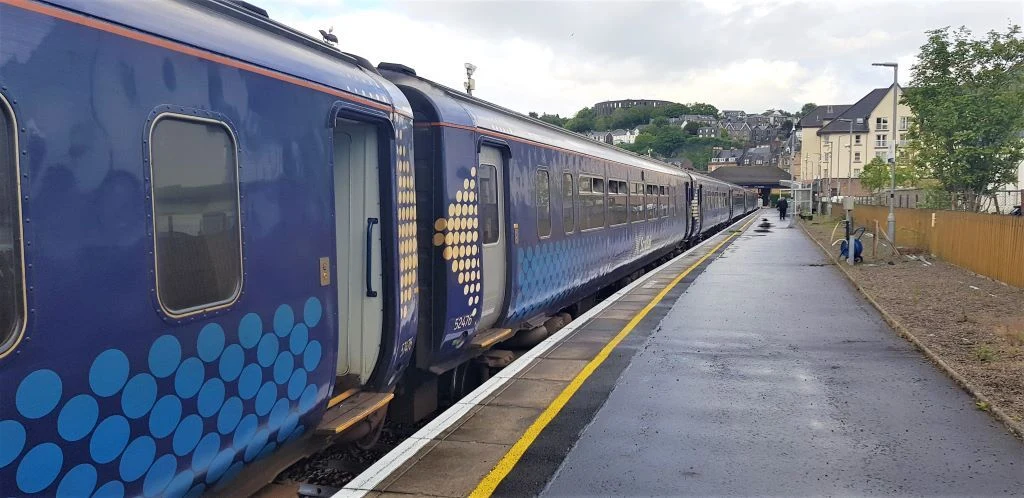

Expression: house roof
xmin=818 ymin=84 xmax=897 ymax=135
xmin=797 ymin=104 xmax=851 ymax=128
xmin=714 ymin=148 xmax=743 ymax=160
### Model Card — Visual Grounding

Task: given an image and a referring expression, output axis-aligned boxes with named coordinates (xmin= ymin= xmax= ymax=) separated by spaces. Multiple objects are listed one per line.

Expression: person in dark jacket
xmin=777 ymin=196 xmax=789 ymax=220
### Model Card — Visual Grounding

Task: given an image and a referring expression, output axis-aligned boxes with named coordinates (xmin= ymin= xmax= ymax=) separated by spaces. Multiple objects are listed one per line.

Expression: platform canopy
xmin=707 ymin=166 xmax=792 ymax=188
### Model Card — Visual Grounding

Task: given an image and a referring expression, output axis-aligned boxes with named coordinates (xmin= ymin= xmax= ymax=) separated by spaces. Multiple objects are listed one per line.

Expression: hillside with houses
xmin=530 ymin=99 xmax=796 ymax=171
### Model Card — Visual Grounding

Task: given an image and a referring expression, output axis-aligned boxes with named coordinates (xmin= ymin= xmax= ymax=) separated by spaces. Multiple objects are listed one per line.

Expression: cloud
xmin=259 ymin=0 xmax=1024 ymax=116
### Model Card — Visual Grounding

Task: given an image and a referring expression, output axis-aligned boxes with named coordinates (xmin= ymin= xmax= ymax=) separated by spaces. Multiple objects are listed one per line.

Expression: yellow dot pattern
xmin=434 ymin=165 xmax=483 ymax=318
xmin=396 ymin=126 xmax=418 ymax=321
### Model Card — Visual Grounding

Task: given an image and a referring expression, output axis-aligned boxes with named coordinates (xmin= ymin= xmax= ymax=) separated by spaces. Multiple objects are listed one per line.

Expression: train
xmin=0 ymin=0 xmax=759 ymax=496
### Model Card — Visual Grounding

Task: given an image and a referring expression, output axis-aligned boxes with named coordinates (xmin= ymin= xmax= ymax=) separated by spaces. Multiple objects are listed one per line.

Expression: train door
xmin=697 ymin=184 xmax=704 ymax=235
xmin=333 ymin=120 xmax=383 ymax=383
xmin=478 ymin=145 xmax=506 ymax=330
xmin=683 ymin=181 xmax=691 ymax=238
xmin=727 ymin=189 xmax=733 ymax=219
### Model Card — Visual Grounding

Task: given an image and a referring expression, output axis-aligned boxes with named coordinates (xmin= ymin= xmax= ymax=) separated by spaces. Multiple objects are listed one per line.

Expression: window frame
xmin=0 ymin=93 xmax=26 ymax=358
xmin=579 ymin=174 xmax=606 ymax=231
xmin=479 ymin=163 xmax=501 ymax=246
xmin=562 ymin=172 xmax=575 ymax=234
xmin=608 ymin=178 xmax=628 ymax=226
xmin=536 ymin=168 xmax=552 ymax=238
xmin=876 ymin=117 xmax=889 ymax=131
xmin=659 ymin=185 xmax=669 ymax=218
xmin=147 ymin=112 xmax=244 ymax=319
xmin=631 ymin=181 xmax=645 ymax=222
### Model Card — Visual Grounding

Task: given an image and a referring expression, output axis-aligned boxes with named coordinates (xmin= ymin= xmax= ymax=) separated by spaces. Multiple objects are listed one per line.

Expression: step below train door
xmin=333 ymin=118 xmax=384 ymax=384
xmin=478 ymin=145 xmax=506 ymax=330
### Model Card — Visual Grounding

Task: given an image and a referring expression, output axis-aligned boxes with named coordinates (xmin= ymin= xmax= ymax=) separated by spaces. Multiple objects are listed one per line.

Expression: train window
xmin=579 ymin=175 xmax=605 ymax=230
xmin=536 ymin=170 xmax=551 ymax=238
xmin=150 ymin=115 xmax=242 ymax=316
xmin=631 ymin=182 xmax=644 ymax=222
xmin=479 ymin=164 xmax=500 ymax=244
xmin=0 ymin=97 xmax=24 ymax=355
xmin=608 ymin=180 xmax=628 ymax=226
xmin=562 ymin=173 xmax=574 ymax=234
xmin=660 ymin=186 xmax=669 ymax=217
xmin=646 ymin=184 xmax=658 ymax=220
xmin=663 ymin=185 xmax=671 ymax=217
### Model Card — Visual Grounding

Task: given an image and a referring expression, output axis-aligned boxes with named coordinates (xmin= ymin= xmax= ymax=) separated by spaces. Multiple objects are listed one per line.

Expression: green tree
xmin=537 ymin=113 xmax=568 ymax=127
xmin=682 ymin=121 xmax=700 ymax=136
xmin=656 ymin=103 xmax=689 ymax=118
xmin=565 ymin=107 xmax=597 ymax=133
xmin=528 ymin=112 xmax=539 ymax=118
xmin=903 ymin=25 xmax=1024 ymax=211
xmin=688 ymin=102 xmax=719 ymax=117
xmin=798 ymin=102 xmax=818 ymax=118
xmin=780 ymin=119 xmax=794 ymax=137
xmin=859 ymin=157 xmax=919 ymax=193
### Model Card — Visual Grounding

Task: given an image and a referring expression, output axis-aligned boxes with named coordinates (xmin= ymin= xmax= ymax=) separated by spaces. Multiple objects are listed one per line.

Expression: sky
xmin=260 ymin=0 xmax=1024 ymax=117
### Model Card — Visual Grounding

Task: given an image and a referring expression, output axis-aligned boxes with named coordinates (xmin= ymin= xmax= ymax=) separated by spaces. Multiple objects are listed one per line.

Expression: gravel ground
xmin=276 ymin=419 xmax=429 ymax=489
xmin=802 ymin=217 xmax=1024 ymax=429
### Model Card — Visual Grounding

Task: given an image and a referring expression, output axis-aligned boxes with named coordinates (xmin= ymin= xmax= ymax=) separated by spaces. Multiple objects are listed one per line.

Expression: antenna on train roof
xmin=319 ymin=27 xmax=338 ymax=46
xmin=464 ymin=62 xmax=477 ymax=96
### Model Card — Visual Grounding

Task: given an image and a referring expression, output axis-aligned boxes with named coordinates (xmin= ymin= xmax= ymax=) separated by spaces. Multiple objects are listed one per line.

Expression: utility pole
xmin=464 ymin=63 xmax=477 ymax=96
xmin=836 ymin=118 xmax=856 ymax=200
xmin=873 ymin=62 xmax=898 ymax=245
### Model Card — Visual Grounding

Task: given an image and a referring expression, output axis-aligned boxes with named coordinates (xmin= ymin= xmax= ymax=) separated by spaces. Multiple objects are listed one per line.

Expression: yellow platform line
xmin=470 ymin=217 xmax=755 ymax=497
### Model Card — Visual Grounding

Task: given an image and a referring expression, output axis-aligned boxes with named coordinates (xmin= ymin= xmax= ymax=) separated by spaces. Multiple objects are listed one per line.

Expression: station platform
xmin=336 ymin=211 xmax=1024 ymax=497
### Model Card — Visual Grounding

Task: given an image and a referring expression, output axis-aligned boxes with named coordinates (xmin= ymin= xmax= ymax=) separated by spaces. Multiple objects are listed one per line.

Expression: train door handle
xmin=366 ymin=217 xmax=379 ymax=298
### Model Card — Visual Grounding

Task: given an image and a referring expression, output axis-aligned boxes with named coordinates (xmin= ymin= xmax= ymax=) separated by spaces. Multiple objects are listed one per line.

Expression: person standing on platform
xmin=777 ymin=196 xmax=788 ymax=220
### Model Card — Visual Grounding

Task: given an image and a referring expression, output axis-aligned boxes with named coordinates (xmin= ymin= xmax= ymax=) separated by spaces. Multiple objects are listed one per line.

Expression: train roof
xmin=379 ymin=64 xmax=731 ymax=182
xmin=45 ymin=0 xmax=412 ymax=116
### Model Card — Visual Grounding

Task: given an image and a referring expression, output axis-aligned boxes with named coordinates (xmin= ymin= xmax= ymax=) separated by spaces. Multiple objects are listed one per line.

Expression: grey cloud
xmin=396 ymin=1 xmax=1021 ymax=85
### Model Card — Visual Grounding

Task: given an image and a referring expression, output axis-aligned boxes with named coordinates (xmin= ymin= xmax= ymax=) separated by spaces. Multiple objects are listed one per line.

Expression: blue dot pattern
xmin=1 ymin=298 xmax=326 ymax=495
xmin=508 ymin=235 xmax=613 ymax=323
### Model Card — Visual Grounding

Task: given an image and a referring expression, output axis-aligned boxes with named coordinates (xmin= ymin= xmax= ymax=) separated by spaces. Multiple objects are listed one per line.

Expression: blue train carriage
xmin=380 ymin=64 xmax=716 ymax=420
xmin=1 ymin=0 xmax=418 ymax=496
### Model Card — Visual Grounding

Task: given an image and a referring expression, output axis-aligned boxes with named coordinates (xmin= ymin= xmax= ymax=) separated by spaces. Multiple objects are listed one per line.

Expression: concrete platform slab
xmin=519 ymin=358 xmax=590 ymax=382
xmin=487 ymin=378 xmax=565 ymax=409
xmin=445 ymin=405 xmax=543 ymax=445
xmin=384 ymin=440 xmax=511 ymax=497
xmin=543 ymin=341 xmax=605 ymax=360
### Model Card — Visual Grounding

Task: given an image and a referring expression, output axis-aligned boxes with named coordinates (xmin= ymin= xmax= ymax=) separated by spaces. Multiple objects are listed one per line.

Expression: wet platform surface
xmin=339 ymin=212 xmax=1024 ymax=498
xmin=538 ymin=215 xmax=1024 ymax=496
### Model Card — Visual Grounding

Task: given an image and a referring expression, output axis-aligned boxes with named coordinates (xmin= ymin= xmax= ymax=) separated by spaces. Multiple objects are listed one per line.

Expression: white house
xmin=610 ymin=128 xmax=639 ymax=145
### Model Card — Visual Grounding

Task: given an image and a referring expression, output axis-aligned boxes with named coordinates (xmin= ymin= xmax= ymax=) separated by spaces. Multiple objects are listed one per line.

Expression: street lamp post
xmin=837 ymin=118 xmax=855 ymax=199
xmin=873 ymin=62 xmax=898 ymax=244
xmin=824 ymin=142 xmax=833 ymax=215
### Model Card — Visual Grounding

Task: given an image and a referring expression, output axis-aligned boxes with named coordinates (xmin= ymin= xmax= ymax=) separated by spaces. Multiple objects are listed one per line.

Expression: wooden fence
xmin=837 ymin=204 xmax=1024 ymax=288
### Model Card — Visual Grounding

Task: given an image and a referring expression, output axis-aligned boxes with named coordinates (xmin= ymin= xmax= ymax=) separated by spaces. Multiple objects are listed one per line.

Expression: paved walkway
xmin=541 ymin=214 xmax=1024 ymax=496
